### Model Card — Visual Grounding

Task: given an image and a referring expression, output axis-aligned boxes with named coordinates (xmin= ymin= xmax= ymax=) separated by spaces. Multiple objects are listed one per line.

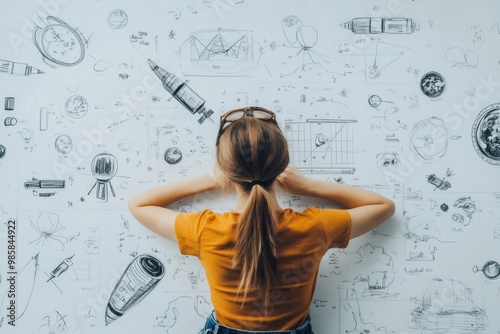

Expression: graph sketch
xmin=284 ymin=119 xmax=357 ymax=174
xmin=179 ymin=29 xmax=262 ymax=76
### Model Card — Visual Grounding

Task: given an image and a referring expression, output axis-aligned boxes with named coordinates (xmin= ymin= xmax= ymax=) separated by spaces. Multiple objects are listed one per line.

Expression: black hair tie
xmin=249 ymin=180 xmax=265 ymax=187
xmin=242 ymin=179 xmax=271 ymax=191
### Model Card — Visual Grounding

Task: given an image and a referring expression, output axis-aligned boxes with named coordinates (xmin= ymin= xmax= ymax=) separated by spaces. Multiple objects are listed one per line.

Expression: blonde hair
xmin=216 ymin=117 xmax=289 ymax=311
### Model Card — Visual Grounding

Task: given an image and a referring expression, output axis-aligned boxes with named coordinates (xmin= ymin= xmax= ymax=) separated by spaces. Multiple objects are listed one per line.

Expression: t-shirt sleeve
xmin=319 ymin=209 xmax=352 ymax=249
xmin=175 ymin=209 xmax=213 ymax=257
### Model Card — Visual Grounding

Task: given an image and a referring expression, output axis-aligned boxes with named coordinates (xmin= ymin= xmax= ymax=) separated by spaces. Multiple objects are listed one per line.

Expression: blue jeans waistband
xmin=199 ymin=311 xmax=314 ymax=334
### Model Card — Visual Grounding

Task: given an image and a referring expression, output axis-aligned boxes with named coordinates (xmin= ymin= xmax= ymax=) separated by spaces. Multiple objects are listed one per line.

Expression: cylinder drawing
xmin=105 ymin=254 xmax=165 ymax=325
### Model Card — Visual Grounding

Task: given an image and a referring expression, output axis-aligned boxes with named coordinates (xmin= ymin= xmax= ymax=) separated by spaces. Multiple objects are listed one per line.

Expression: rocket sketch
xmin=105 ymin=254 xmax=165 ymax=325
xmin=148 ymin=59 xmax=214 ymax=124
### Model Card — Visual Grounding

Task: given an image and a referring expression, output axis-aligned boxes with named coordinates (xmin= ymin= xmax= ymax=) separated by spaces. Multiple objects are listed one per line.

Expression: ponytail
xmin=215 ymin=116 xmax=290 ymax=313
xmin=233 ymin=183 xmax=277 ymax=312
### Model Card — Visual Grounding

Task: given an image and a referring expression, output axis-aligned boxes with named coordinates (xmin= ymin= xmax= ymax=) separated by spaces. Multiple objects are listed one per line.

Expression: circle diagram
xmin=33 ymin=16 xmax=85 ymax=67
xmin=472 ymin=103 xmax=500 ymax=165
xmin=410 ymin=117 xmax=448 ymax=161
xmin=164 ymin=147 xmax=183 ymax=165
xmin=65 ymin=95 xmax=88 ymax=119
xmin=55 ymin=135 xmax=73 ymax=155
xmin=0 ymin=144 xmax=6 ymax=159
xmin=368 ymin=95 xmax=382 ymax=108
xmin=420 ymin=71 xmax=446 ymax=98
xmin=108 ymin=9 xmax=128 ymax=29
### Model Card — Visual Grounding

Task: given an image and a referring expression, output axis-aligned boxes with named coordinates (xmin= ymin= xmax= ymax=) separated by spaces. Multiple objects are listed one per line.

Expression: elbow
xmin=385 ymin=199 xmax=396 ymax=220
xmin=127 ymin=197 xmax=139 ymax=216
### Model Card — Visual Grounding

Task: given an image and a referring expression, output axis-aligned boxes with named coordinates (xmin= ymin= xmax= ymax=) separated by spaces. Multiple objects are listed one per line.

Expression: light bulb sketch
xmin=88 ymin=153 xmax=118 ymax=201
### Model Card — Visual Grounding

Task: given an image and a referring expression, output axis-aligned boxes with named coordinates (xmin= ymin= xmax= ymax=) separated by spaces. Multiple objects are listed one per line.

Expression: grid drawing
xmin=285 ymin=119 xmax=357 ymax=174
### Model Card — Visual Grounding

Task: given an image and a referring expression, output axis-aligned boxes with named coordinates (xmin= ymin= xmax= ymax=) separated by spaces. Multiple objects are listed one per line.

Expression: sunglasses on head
xmin=215 ymin=106 xmax=277 ymax=146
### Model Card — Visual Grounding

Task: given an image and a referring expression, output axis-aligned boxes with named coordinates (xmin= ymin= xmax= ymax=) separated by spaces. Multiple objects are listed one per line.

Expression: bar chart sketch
xmin=285 ymin=119 xmax=357 ymax=174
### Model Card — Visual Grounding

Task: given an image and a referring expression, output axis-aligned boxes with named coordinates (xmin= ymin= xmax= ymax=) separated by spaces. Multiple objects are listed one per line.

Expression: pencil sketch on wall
xmin=284 ymin=119 xmax=357 ymax=174
xmin=340 ymin=17 xmax=419 ymax=34
xmin=88 ymin=153 xmax=118 ymax=201
xmin=33 ymin=16 xmax=87 ymax=68
xmin=410 ymin=117 xmax=448 ymax=161
xmin=0 ymin=59 xmax=44 ymax=76
xmin=148 ymin=59 xmax=214 ymax=124
xmin=179 ymin=28 xmax=261 ymax=76
xmin=410 ymin=278 xmax=488 ymax=332
xmin=420 ymin=71 xmax=446 ymax=98
xmin=473 ymin=260 xmax=500 ymax=280
xmin=108 ymin=9 xmax=128 ymax=30
xmin=29 ymin=212 xmax=68 ymax=250
xmin=106 ymin=254 xmax=165 ymax=325
xmin=472 ymin=103 xmax=500 ymax=165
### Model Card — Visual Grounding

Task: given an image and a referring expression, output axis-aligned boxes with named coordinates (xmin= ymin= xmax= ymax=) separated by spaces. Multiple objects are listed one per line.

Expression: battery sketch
xmin=148 ymin=59 xmax=214 ymax=124
xmin=4 ymin=97 xmax=15 ymax=110
xmin=105 ymin=254 xmax=165 ymax=325
xmin=24 ymin=178 xmax=65 ymax=189
xmin=4 ymin=117 xmax=17 ymax=126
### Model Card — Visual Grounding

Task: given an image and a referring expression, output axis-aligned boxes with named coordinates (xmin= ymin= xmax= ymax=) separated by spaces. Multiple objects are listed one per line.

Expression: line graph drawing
xmin=0 ymin=253 xmax=39 ymax=321
xmin=284 ymin=119 xmax=357 ymax=174
xmin=179 ymin=29 xmax=262 ymax=76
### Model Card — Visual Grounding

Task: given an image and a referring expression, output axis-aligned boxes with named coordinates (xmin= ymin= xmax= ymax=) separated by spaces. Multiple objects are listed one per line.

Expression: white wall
xmin=0 ymin=0 xmax=499 ymax=333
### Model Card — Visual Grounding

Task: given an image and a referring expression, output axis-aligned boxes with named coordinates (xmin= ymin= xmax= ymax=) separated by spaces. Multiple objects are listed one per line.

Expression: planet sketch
xmin=472 ymin=103 xmax=500 ymax=165
xmin=108 ymin=9 xmax=128 ymax=29
xmin=420 ymin=71 xmax=446 ymax=98
xmin=65 ymin=95 xmax=88 ymax=119
xmin=0 ymin=144 xmax=6 ymax=159
xmin=164 ymin=147 xmax=183 ymax=164
xmin=54 ymin=135 xmax=73 ymax=155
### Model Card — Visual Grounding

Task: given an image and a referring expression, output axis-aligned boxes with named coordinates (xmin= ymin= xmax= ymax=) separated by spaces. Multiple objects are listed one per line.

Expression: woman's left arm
xmin=128 ymin=173 xmax=219 ymax=242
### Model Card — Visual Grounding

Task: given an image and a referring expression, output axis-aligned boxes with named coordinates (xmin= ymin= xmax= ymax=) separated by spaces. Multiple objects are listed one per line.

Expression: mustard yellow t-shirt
xmin=175 ymin=207 xmax=351 ymax=331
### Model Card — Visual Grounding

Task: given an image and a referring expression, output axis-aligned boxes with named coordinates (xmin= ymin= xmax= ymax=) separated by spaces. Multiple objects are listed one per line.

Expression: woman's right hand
xmin=276 ymin=165 xmax=312 ymax=196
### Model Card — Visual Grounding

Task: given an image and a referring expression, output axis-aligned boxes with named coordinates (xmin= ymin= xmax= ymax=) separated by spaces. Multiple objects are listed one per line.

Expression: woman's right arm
xmin=276 ymin=166 xmax=395 ymax=239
